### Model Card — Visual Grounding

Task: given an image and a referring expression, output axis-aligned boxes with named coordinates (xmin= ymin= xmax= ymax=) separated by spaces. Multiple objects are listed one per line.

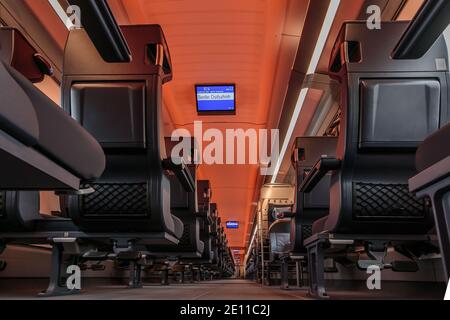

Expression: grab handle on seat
xmin=299 ymin=156 xmax=341 ymax=193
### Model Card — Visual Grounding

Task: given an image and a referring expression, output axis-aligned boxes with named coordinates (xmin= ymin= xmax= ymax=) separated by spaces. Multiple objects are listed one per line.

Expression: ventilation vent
xmin=354 ymin=183 xmax=427 ymax=219
xmin=81 ymin=183 xmax=147 ymax=217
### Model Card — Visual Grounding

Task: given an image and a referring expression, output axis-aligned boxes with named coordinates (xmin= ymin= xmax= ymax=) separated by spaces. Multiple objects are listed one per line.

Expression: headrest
xmin=329 ymin=21 xmax=449 ymax=76
xmin=64 ymin=25 xmax=172 ymax=83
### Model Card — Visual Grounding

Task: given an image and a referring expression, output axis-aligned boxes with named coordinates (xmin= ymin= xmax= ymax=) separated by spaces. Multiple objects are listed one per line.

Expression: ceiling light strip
xmin=271 ymin=0 xmax=341 ymax=183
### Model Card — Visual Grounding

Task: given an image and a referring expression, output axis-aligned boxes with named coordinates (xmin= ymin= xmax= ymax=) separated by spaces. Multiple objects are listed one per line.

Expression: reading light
xmin=271 ymin=0 xmax=341 ymax=183
xmin=48 ymin=0 xmax=75 ymax=30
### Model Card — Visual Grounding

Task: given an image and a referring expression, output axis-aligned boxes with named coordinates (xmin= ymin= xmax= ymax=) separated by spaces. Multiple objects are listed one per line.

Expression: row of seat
xmin=247 ymin=21 xmax=450 ymax=298
xmin=0 ymin=25 xmax=234 ymax=295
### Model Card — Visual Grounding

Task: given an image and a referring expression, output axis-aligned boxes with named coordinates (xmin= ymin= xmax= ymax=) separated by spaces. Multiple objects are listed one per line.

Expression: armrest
xmin=299 ymin=156 xmax=341 ymax=193
xmin=409 ymin=154 xmax=450 ymax=193
xmin=162 ymin=157 xmax=195 ymax=192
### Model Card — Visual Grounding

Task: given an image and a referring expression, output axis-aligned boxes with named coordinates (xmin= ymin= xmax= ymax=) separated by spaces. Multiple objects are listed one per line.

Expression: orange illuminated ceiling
xmin=396 ymin=0 xmax=425 ymax=21
xmin=108 ymin=0 xmax=298 ymax=247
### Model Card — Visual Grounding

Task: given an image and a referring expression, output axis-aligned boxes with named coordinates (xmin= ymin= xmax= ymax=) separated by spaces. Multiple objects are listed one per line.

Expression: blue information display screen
xmin=196 ymin=85 xmax=236 ymax=112
xmin=226 ymin=221 xmax=239 ymax=229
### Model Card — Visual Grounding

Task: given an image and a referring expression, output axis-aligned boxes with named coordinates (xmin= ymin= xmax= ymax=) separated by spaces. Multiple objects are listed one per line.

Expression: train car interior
xmin=1 ymin=0 xmax=450 ymax=304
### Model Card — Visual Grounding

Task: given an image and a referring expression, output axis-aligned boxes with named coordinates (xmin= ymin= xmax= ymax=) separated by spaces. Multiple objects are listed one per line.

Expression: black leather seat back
xmin=165 ymin=137 xmax=198 ymax=214
xmin=164 ymin=137 xmax=203 ymax=253
xmin=196 ymin=180 xmax=214 ymax=260
xmin=197 ymin=180 xmax=211 ymax=214
xmin=209 ymin=203 xmax=220 ymax=263
xmin=291 ymin=137 xmax=337 ymax=252
xmin=62 ymin=25 xmax=179 ymax=235
xmin=324 ymin=21 xmax=449 ymax=234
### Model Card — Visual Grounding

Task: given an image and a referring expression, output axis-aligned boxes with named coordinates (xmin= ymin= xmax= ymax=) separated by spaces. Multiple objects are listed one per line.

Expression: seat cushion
xmin=0 ymin=61 xmax=39 ymax=146
xmin=6 ymin=62 xmax=105 ymax=180
xmin=312 ymin=216 xmax=328 ymax=234
xmin=172 ymin=215 xmax=184 ymax=239
xmin=416 ymin=123 xmax=450 ymax=172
